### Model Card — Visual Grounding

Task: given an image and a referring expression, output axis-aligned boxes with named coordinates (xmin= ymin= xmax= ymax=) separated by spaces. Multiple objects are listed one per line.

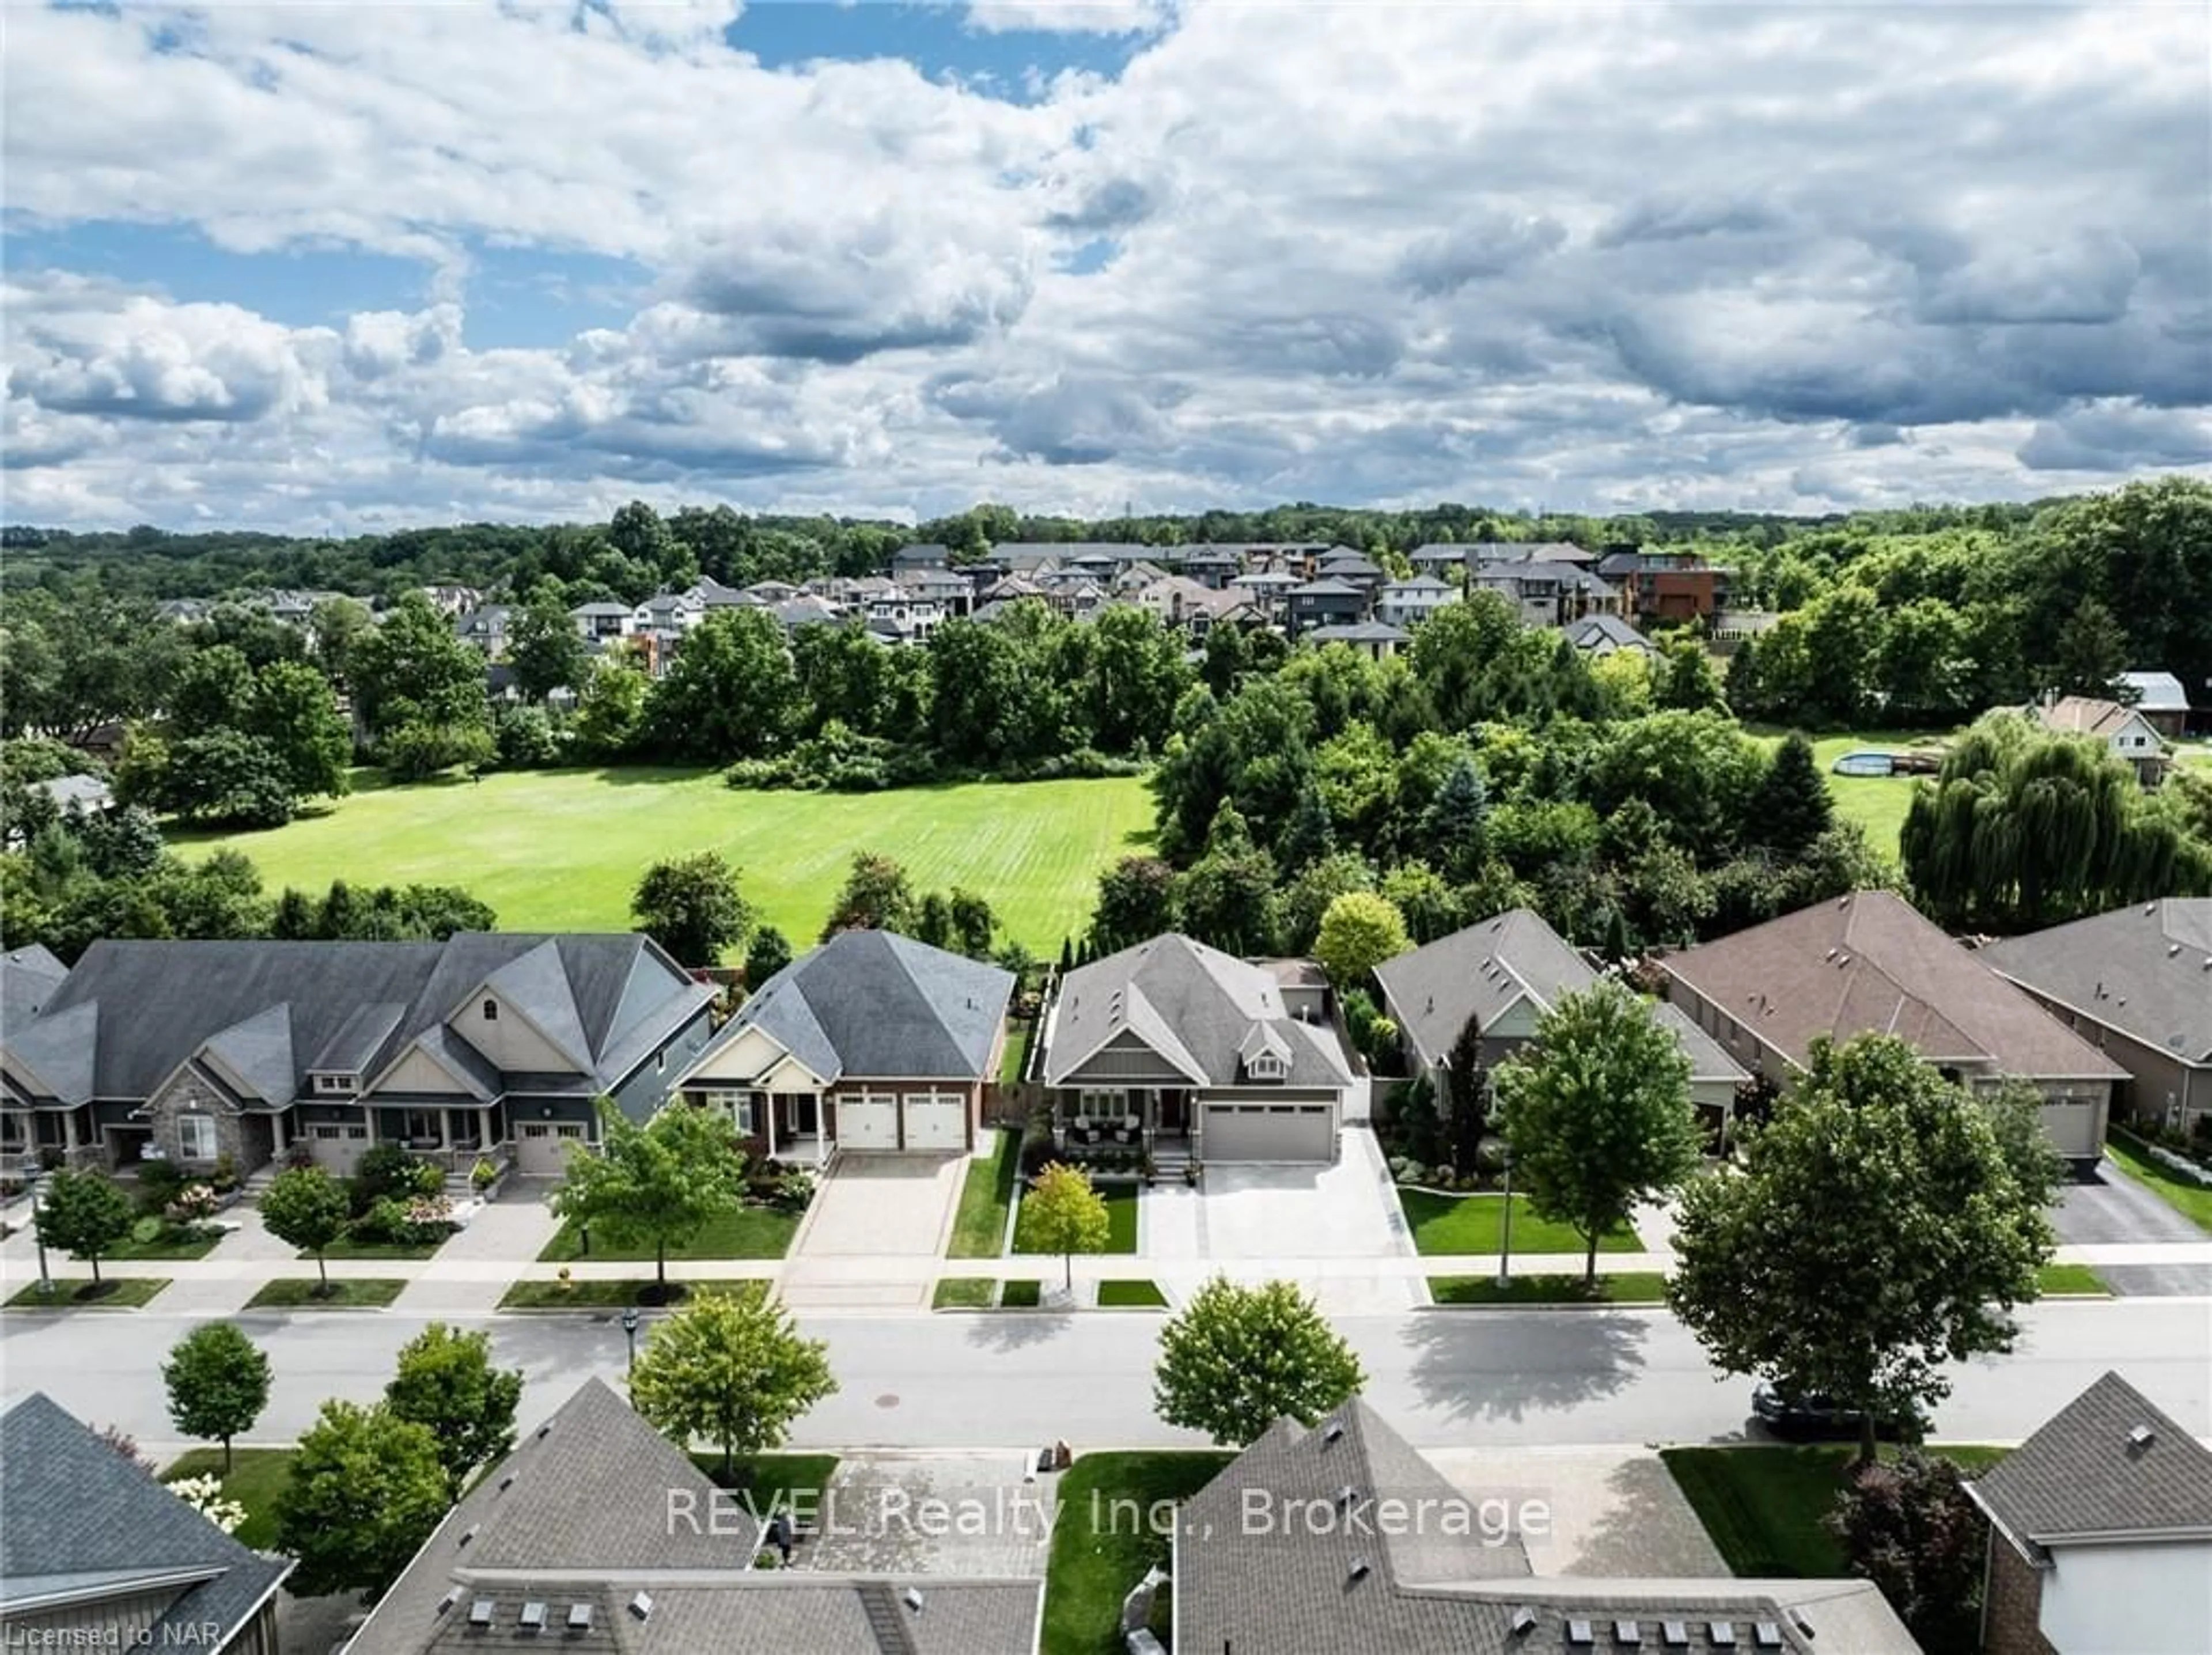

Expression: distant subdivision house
xmin=1658 ymin=891 xmax=2127 ymax=1167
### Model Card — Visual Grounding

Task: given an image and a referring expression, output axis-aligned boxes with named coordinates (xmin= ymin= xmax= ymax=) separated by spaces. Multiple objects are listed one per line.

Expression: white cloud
xmin=966 ymin=1 xmax=1169 ymax=36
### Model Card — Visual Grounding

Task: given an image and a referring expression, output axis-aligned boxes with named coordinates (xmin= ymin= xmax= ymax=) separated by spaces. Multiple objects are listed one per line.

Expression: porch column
xmin=763 ymin=1093 xmax=779 ymax=1158
xmin=59 ymin=1111 xmax=78 ymax=1153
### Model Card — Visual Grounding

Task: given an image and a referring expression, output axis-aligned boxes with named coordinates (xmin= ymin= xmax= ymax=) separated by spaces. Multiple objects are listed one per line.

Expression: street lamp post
xmin=621 ymin=1306 xmax=640 ymax=1373
xmin=32 ymin=1167 xmax=55 ymax=1297
xmin=1495 ymin=1150 xmax=1515 ymax=1290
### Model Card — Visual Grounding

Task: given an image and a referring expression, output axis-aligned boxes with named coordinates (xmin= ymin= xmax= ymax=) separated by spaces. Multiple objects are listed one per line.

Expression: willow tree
xmin=1902 ymin=712 xmax=2211 ymax=933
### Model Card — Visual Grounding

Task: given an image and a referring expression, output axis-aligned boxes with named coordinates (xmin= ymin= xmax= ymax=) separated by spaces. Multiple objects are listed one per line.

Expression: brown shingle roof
xmin=1971 ymin=1371 xmax=2212 ymax=1550
xmin=1658 ymin=891 xmax=2125 ymax=1081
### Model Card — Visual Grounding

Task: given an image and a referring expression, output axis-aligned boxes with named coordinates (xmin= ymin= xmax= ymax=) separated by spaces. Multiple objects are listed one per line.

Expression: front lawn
xmin=537 ymin=1205 xmax=801 ymax=1263
xmin=933 ymin=1277 xmax=998 ymax=1309
xmin=691 ymin=1452 xmax=841 ymax=1520
xmin=245 ymin=1277 xmax=407 ymax=1309
xmin=176 ymin=767 xmax=1154 ymax=955
xmin=1001 ymin=1278 xmax=1043 ymax=1308
xmin=109 ymin=1226 xmax=225 ymax=1261
xmin=2104 ymin=1133 xmax=2212 ymax=1234
xmin=1097 ymin=1278 xmax=1168 ymax=1307
xmin=164 ymin=1449 xmax=294 ymax=1551
xmin=2037 ymin=1262 xmax=2111 ymax=1296
xmin=1429 ymin=1271 xmax=1669 ymax=1306
xmin=499 ymin=1277 xmax=766 ymax=1310
xmin=305 ymin=1233 xmax=448 ymax=1261
xmin=1013 ymin=1184 xmax=1139 ymax=1256
xmin=948 ymin=1129 xmax=1021 ymax=1258
xmin=1664 ymin=1444 xmax=2008 ymax=1578
xmin=6 ymin=1277 xmax=169 ymax=1309
xmin=1396 ymin=1189 xmax=1639 ymax=1257
xmin=1043 ymin=1452 xmax=1237 ymax=1655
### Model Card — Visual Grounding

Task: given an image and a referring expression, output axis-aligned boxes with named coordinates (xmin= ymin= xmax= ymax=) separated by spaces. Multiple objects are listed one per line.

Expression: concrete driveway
xmin=794 ymin=1154 xmax=964 ymax=1259
xmin=2051 ymin=1162 xmax=2202 ymax=1245
xmin=1144 ymin=1127 xmax=1409 ymax=1262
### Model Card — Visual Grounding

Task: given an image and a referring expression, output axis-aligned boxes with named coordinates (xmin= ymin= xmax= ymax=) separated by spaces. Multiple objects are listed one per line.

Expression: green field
xmin=177 ymin=767 xmax=1156 ymax=956
xmin=1749 ymin=727 xmax=1959 ymax=861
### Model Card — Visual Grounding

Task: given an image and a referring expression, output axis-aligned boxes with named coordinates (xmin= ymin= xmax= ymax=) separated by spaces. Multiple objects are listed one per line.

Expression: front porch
xmin=690 ymin=1087 xmax=830 ymax=1169
xmin=1052 ymin=1086 xmax=1195 ymax=1173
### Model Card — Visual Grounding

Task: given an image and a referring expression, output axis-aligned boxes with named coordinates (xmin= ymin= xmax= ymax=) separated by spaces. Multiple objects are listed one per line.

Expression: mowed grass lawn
xmin=176 ymin=768 xmax=1156 ymax=956
xmin=1396 ymin=1189 xmax=1639 ymax=1256
xmin=1749 ymin=727 xmax=1962 ymax=862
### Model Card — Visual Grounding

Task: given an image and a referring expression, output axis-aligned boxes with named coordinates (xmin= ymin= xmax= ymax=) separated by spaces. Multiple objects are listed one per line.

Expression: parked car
xmin=1751 ymin=1380 xmax=1921 ymax=1442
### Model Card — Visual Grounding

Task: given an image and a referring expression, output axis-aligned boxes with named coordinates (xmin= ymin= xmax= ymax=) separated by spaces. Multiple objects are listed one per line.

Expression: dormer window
xmin=313 ymin=1073 xmax=355 ymax=1095
xmin=482 ymin=998 xmax=499 ymax=1021
xmin=1248 ymin=1053 xmax=1285 ymax=1081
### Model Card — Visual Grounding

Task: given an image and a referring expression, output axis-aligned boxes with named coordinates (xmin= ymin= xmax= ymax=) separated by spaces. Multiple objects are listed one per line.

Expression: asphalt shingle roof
xmin=1658 ymin=891 xmax=2126 ymax=1081
xmin=1972 ymin=1370 xmax=2212 ymax=1548
xmin=1 ymin=1393 xmax=290 ymax=1644
xmin=1046 ymin=934 xmax=1351 ymax=1090
xmin=688 ymin=930 xmax=1013 ymax=1085
xmin=0 ymin=943 xmax=67 ymax=1034
xmin=1980 ymin=900 xmax=2212 ymax=1067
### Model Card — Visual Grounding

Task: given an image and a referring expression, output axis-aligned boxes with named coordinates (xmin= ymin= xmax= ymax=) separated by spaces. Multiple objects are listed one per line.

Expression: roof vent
xmin=436 ymin=1588 xmax=463 ymax=1616
xmin=1567 ymin=1620 xmax=1596 ymax=1648
xmin=627 ymin=1591 xmax=654 ymax=1622
xmin=518 ymin=1601 xmax=546 ymax=1634
xmin=499 ymin=1474 xmax=517 ymax=1491
xmin=1348 ymin=1559 xmax=1372 ymax=1584
xmin=1753 ymin=1624 xmax=1783 ymax=1649
xmin=567 ymin=1604 xmax=593 ymax=1631
xmin=1510 ymin=1607 xmax=1539 ymax=1637
xmin=1824 ymin=948 xmax=1838 ymax=961
xmin=903 ymin=1588 xmax=925 ymax=1613
xmin=2129 ymin=1423 xmax=2157 ymax=1453
xmin=1323 ymin=1421 xmax=1346 ymax=1444
xmin=1790 ymin=1609 xmax=1816 ymax=1638
xmin=536 ymin=1421 xmax=552 ymax=1438
xmin=1709 ymin=1625 xmax=1736 ymax=1648
xmin=1335 ymin=1484 xmax=1359 ymax=1509
xmin=1616 ymin=1622 xmax=1642 ymax=1646
xmin=456 ymin=1523 xmax=480 ymax=1547
xmin=2170 ymin=943 xmax=2183 ymax=957
xmin=468 ymin=1600 xmax=495 ymax=1629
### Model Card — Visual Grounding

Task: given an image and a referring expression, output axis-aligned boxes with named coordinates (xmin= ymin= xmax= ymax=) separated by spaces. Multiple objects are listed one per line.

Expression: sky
xmin=3 ymin=0 xmax=2209 ymax=533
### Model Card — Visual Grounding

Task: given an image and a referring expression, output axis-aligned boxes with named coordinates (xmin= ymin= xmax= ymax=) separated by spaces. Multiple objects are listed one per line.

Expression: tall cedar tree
xmin=1749 ymin=732 xmax=1834 ymax=857
xmin=1443 ymin=1013 xmax=1488 ymax=1176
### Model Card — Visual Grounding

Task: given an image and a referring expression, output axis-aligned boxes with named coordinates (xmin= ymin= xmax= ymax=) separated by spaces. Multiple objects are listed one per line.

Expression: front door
xmin=1158 ymin=1090 xmax=1187 ymax=1133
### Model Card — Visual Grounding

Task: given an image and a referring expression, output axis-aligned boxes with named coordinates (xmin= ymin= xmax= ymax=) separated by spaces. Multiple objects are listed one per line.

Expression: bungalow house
xmin=344 ymin=1378 xmax=1041 ymax=1655
xmin=1967 ymin=1370 xmax=2212 ymax=1655
xmin=1657 ymin=891 xmax=2127 ymax=1167
xmin=8 ymin=774 xmax=117 ymax=849
xmin=1374 ymin=909 xmax=1747 ymax=1130
xmin=1040 ymin=934 xmax=1353 ymax=1165
xmin=672 ymin=929 xmax=1012 ymax=1164
xmin=1376 ymin=575 xmax=1457 ymax=629
xmin=1175 ymin=1399 xmax=1916 ymax=1655
xmin=1286 ymin=577 xmax=1368 ymax=638
xmin=1305 ymin=620 xmax=1411 ymax=661
xmin=0 ymin=935 xmax=715 ymax=1180
xmin=1980 ymin=900 xmax=2212 ymax=1138
xmin=1563 ymin=613 xmax=1658 ymax=658
xmin=3 ymin=1392 xmax=291 ymax=1654
xmin=2029 ymin=696 xmax=2171 ymax=786
xmin=2116 ymin=670 xmax=2195 ymax=737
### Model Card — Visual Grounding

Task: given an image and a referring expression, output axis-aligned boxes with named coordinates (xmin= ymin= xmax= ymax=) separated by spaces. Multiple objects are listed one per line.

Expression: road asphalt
xmin=5 ymin=1296 xmax=2205 ymax=1457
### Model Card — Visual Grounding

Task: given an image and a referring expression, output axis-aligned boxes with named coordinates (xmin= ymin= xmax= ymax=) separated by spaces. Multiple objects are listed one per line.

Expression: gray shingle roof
xmin=0 ymin=943 xmax=67 ymax=1035
xmin=1306 ymin=622 xmax=1411 ymax=645
xmin=687 ymin=930 xmax=1013 ymax=1086
xmin=1564 ymin=614 xmax=1657 ymax=653
xmin=1659 ymin=891 xmax=2127 ymax=1081
xmin=1175 ymin=1400 xmax=1912 ymax=1654
xmin=1375 ymin=910 xmax=1746 ymax=1086
xmin=3 ymin=935 xmax=709 ymax=1107
xmin=1971 ymin=1370 xmax=2212 ymax=1550
xmin=1980 ymin=900 xmax=2212 ymax=1067
xmin=1 ymin=1393 xmax=290 ymax=1643
xmin=1046 ymin=934 xmax=1351 ymax=1090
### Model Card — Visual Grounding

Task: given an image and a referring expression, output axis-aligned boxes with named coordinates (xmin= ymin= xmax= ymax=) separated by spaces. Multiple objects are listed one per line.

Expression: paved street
xmin=5 ymin=1297 xmax=2205 ymax=1457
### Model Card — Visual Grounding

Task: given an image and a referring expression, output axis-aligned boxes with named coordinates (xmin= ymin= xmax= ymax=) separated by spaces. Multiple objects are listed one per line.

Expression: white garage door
xmin=307 ymin=1124 xmax=370 ymax=1175
xmin=516 ymin=1121 xmax=586 ymax=1175
xmin=838 ymin=1094 xmax=898 ymax=1150
xmin=2041 ymin=1100 xmax=2102 ymax=1162
xmin=1202 ymin=1103 xmax=1334 ymax=1163
xmin=902 ymin=1091 xmax=968 ymax=1152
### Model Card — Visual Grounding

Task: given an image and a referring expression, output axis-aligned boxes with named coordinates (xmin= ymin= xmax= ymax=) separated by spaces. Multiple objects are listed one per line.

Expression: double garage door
xmin=1202 ymin=1103 xmax=1334 ymax=1163
xmin=836 ymin=1092 xmax=968 ymax=1152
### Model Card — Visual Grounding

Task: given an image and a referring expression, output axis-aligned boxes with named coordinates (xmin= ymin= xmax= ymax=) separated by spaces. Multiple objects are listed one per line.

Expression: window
xmin=1077 ymin=1089 xmax=1124 ymax=1120
xmin=315 ymin=1073 xmax=353 ymax=1094
xmin=178 ymin=1114 xmax=218 ymax=1161
xmin=482 ymin=998 xmax=499 ymax=1021
xmin=1248 ymin=1053 xmax=1285 ymax=1081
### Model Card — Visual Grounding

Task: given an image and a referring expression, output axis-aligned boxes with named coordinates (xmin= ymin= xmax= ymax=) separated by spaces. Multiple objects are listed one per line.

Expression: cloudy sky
xmin=5 ymin=1 xmax=2208 ymax=532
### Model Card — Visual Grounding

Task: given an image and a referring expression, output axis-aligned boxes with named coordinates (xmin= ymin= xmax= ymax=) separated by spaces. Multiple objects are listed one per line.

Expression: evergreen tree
xmin=1420 ymin=756 xmax=1489 ymax=880
xmin=2050 ymin=595 xmax=2128 ymax=698
xmin=1748 ymin=732 xmax=1834 ymax=857
xmin=1279 ymin=783 xmax=1335 ymax=874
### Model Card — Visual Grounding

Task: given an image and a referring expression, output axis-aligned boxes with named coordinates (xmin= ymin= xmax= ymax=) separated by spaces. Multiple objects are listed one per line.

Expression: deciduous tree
xmin=550 ymin=1100 xmax=745 ymax=1297
xmin=627 ymin=1290 xmax=838 ymax=1481
xmin=632 ymin=851 xmax=753 ymax=966
xmin=819 ymin=851 xmax=916 ymax=940
xmin=162 ymin=1322 xmax=271 ymax=1474
xmin=743 ymin=925 xmax=794 ymax=989
xmin=1014 ymin=1161 xmax=1111 ymax=1294
xmin=1827 ymin=1452 xmax=1987 ymax=1651
xmin=274 ymin=1401 xmax=449 ymax=1601
xmin=258 ymin=1167 xmax=354 ymax=1295
xmin=33 ymin=1168 xmax=134 ymax=1286
xmin=385 ymin=1322 xmax=524 ymax=1497
xmin=1311 ymin=891 xmax=1412 ymax=991
xmin=1154 ymin=1276 xmax=1365 ymax=1446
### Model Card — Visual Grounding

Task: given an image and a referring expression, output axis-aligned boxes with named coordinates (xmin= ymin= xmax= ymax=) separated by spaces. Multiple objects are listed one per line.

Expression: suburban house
xmin=898 ymin=567 xmax=975 ymax=619
xmin=1178 ymin=546 xmax=1244 ymax=588
xmin=889 ymin=541 xmax=952 ymax=574
xmin=0 ymin=935 xmax=717 ymax=1180
xmin=2116 ymin=670 xmax=2195 ymax=737
xmin=2 ymin=1392 xmax=290 ymax=1654
xmin=1173 ymin=1399 xmax=1916 ymax=1654
xmin=1374 ymin=909 xmax=1748 ymax=1131
xmin=1305 ymin=619 xmax=1411 ymax=660
xmin=672 ymin=929 xmax=1012 ymax=1163
xmin=1657 ymin=891 xmax=2128 ymax=1167
xmin=1286 ymin=577 xmax=1369 ymax=637
xmin=1967 ymin=1370 xmax=2212 ymax=1655
xmin=1315 ymin=548 xmax=1388 ymax=589
xmin=864 ymin=590 xmax=948 ymax=643
xmin=1596 ymin=548 xmax=1732 ymax=624
xmin=1040 ymin=934 xmax=1353 ymax=1165
xmin=1470 ymin=559 xmax=1620 ymax=628
xmin=1980 ymin=900 xmax=2212 ymax=1138
xmin=1229 ymin=566 xmax=1301 ymax=623
xmin=570 ymin=599 xmax=633 ymax=642
xmin=2028 ymin=696 xmax=2171 ymax=786
xmin=344 ymin=1378 xmax=1041 ymax=1655
xmin=1376 ymin=575 xmax=1458 ymax=629
xmin=1563 ymin=613 xmax=1658 ymax=658
xmin=1136 ymin=574 xmax=1254 ymax=637
xmin=451 ymin=602 xmax=512 ymax=655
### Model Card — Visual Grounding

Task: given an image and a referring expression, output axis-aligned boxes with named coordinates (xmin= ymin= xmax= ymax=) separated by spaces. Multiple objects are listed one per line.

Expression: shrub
xmin=1019 ymin=1110 xmax=1059 ymax=1178
xmin=285 ymin=1141 xmax=317 ymax=1171
xmin=131 ymin=1215 xmax=165 ymax=1244
xmin=209 ymin=1152 xmax=240 ymax=1194
xmin=135 ymin=1158 xmax=187 ymax=1213
xmin=168 ymin=1183 xmax=220 ymax=1224
xmin=771 ymin=1171 xmax=816 ymax=1213
xmin=471 ymin=1158 xmax=498 ymax=1192
xmin=351 ymin=1145 xmax=437 ymax=1214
